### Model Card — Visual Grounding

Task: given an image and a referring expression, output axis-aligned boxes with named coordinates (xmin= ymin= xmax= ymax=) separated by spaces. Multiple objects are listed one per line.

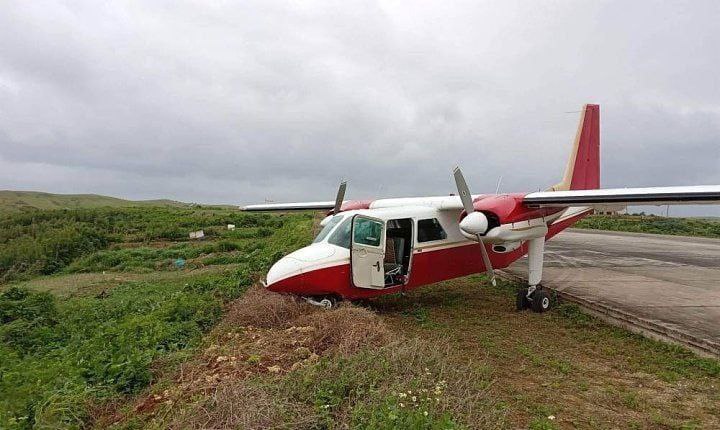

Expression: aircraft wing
xmin=242 ymin=201 xmax=336 ymax=211
xmin=523 ymin=185 xmax=720 ymax=207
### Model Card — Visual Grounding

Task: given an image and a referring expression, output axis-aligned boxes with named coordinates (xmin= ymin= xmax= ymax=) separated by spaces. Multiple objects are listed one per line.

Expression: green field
xmin=1 ymin=206 xmax=718 ymax=429
xmin=0 ymin=206 xmax=313 ymax=428
xmin=575 ymin=214 xmax=720 ymax=238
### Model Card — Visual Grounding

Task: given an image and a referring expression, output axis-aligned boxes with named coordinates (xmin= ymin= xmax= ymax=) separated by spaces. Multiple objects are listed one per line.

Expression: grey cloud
xmin=0 ymin=0 xmax=719 ymax=216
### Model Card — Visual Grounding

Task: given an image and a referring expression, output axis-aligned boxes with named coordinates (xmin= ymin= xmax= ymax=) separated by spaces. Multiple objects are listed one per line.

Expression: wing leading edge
xmin=523 ymin=185 xmax=720 ymax=207
xmin=242 ymin=201 xmax=336 ymax=211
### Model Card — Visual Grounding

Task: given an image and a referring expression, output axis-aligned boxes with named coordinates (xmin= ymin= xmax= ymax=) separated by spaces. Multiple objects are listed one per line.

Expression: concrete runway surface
xmin=504 ymin=229 xmax=720 ymax=356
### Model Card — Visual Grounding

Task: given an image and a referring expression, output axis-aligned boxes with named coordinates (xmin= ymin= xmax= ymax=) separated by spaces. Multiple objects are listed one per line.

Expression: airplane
xmin=242 ymin=104 xmax=720 ymax=312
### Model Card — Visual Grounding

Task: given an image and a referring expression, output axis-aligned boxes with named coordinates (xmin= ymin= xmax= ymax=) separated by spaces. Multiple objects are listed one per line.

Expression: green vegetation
xmin=0 ymin=190 xmax=191 ymax=214
xmin=2 ymin=204 xmax=719 ymax=429
xmin=0 ymin=206 xmax=284 ymax=282
xmin=0 ymin=206 xmax=313 ymax=429
xmin=575 ymin=214 xmax=720 ymax=238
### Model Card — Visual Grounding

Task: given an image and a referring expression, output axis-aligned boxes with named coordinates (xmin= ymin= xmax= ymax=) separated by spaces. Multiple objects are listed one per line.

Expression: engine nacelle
xmin=459 ymin=211 xmax=489 ymax=239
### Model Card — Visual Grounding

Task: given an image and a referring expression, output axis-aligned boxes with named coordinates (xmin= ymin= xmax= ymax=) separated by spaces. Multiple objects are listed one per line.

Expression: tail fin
xmin=550 ymin=104 xmax=600 ymax=191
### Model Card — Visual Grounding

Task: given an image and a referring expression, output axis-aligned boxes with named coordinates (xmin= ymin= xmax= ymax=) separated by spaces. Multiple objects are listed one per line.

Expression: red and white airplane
xmin=243 ymin=105 xmax=720 ymax=312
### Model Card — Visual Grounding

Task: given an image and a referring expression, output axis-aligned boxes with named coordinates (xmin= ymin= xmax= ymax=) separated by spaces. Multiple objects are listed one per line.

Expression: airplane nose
xmin=266 ymin=256 xmax=304 ymax=291
xmin=264 ymin=244 xmax=338 ymax=292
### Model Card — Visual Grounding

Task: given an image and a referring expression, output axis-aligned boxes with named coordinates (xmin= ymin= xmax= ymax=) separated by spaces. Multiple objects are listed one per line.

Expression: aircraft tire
xmin=531 ymin=289 xmax=551 ymax=313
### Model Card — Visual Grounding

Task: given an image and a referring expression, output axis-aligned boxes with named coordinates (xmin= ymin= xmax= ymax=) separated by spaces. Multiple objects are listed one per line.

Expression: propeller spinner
xmin=453 ymin=167 xmax=497 ymax=286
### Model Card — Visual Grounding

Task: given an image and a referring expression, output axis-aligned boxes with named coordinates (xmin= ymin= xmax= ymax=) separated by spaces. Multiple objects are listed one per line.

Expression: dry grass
xmin=100 ymin=287 xmax=406 ymax=429
xmin=223 ymin=285 xmax=316 ymax=328
xmin=293 ymin=306 xmax=396 ymax=356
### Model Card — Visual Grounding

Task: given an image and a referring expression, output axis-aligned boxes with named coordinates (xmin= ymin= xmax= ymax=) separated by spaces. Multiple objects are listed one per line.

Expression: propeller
xmin=333 ymin=180 xmax=347 ymax=214
xmin=453 ymin=167 xmax=497 ymax=286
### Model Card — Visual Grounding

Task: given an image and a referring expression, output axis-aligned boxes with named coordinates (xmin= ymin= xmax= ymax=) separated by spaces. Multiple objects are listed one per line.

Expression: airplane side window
xmin=353 ymin=217 xmax=383 ymax=247
xmin=328 ymin=217 xmax=353 ymax=249
xmin=417 ymin=218 xmax=447 ymax=242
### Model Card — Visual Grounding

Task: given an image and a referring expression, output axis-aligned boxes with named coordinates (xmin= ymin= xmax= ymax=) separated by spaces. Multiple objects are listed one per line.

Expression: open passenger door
xmin=351 ymin=215 xmax=385 ymax=289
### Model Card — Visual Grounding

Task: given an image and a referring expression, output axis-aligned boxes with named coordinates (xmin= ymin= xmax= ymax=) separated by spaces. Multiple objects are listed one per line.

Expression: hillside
xmin=0 ymin=190 xmax=190 ymax=213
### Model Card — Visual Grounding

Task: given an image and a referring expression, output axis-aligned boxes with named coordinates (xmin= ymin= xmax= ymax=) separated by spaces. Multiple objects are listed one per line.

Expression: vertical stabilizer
xmin=550 ymin=104 xmax=600 ymax=191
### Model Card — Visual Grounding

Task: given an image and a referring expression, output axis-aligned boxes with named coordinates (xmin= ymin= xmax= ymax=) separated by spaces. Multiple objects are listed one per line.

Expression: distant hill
xmin=0 ymin=190 xmax=193 ymax=213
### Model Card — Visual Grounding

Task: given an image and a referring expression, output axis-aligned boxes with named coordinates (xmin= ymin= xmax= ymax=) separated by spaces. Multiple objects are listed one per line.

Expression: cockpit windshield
xmin=312 ymin=215 xmax=344 ymax=243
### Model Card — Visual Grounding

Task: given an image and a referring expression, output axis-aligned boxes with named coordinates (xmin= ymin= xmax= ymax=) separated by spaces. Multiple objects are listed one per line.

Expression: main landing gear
xmin=517 ymin=237 xmax=552 ymax=313
xmin=516 ymin=285 xmax=552 ymax=313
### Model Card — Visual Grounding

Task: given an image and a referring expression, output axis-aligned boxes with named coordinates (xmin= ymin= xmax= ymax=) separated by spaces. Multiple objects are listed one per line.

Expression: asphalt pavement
xmin=503 ymin=228 xmax=720 ymax=356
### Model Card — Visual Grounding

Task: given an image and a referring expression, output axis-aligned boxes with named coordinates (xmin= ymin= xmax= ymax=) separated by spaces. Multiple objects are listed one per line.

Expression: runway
xmin=503 ymin=228 xmax=720 ymax=357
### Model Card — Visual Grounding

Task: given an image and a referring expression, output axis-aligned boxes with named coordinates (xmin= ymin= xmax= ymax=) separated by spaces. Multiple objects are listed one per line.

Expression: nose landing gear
xmin=303 ymin=295 xmax=340 ymax=310
xmin=516 ymin=285 xmax=552 ymax=313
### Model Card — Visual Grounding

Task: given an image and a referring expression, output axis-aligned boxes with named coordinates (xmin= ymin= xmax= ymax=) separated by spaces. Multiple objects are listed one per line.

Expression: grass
xmin=93 ymin=277 xmax=720 ymax=429
xmin=0 ymin=207 xmax=313 ymax=429
xmin=2 ymin=207 xmax=719 ymax=429
xmin=575 ymin=214 xmax=720 ymax=238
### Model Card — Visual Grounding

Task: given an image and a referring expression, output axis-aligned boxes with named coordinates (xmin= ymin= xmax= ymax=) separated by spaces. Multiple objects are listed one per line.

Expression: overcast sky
xmin=1 ymin=1 xmax=719 ymax=215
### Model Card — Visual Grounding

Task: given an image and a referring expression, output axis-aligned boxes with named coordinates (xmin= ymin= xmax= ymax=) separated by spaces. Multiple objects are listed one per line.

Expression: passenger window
xmin=353 ymin=217 xmax=383 ymax=247
xmin=417 ymin=218 xmax=447 ymax=242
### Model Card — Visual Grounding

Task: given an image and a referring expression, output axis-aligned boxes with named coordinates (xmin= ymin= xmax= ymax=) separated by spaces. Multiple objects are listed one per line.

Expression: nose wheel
xmin=304 ymin=295 xmax=339 ymax=310
xmin=516 ymin=286 xmax=552 ymax=313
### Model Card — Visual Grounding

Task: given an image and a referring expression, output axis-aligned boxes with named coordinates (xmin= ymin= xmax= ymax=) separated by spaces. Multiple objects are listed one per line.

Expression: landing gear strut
xmin=516 ymin=285 xmax=552 ymax=313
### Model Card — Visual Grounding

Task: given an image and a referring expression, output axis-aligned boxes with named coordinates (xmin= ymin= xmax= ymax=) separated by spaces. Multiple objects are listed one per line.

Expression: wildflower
xmin=412 ymin=396 xmax=417 ymax=402
xmin=398 ymin=392 xmax=407 ymax=398
xmin=399 ymin=403 xmax=405 ymax=408
xmin=548 ymin=415 xmax=556 ymax=420
xmin=423 ymin=411 xmax=429 ymax=417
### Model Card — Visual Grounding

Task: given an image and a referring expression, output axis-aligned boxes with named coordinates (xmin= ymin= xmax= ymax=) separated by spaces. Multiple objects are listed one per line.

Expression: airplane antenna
xmin=495 ymin=176 xmax=503 ymax=195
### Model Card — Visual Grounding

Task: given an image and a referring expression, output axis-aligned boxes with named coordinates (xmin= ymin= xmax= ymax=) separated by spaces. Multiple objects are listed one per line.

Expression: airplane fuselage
xmin=265 ymin=196 xmax=592 ymax=300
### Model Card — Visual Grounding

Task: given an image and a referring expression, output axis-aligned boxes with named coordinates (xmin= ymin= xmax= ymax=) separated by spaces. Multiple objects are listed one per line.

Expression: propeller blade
xmin=332 ymin=180 xmax=347 ymax=214
xmin=477 ymin=235 xmax=497 ymax=286
xmin=453 ymin=167 xmax=495 ymax=286
xmin=453 ymin=166 xmax=475 ymax=214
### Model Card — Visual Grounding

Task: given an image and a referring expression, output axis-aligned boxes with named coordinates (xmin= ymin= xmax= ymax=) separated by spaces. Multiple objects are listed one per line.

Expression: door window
xmin=353 ymin=217 xmax=383 ymax=247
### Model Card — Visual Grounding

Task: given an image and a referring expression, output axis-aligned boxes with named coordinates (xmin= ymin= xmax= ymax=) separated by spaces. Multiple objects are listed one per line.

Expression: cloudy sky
xmin=1 ymin=1 xmax=719 ymax=215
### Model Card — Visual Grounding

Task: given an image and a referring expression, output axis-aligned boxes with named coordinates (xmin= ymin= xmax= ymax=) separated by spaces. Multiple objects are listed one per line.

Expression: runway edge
xmin=498 ymin=270 xmax=720 ymax=359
